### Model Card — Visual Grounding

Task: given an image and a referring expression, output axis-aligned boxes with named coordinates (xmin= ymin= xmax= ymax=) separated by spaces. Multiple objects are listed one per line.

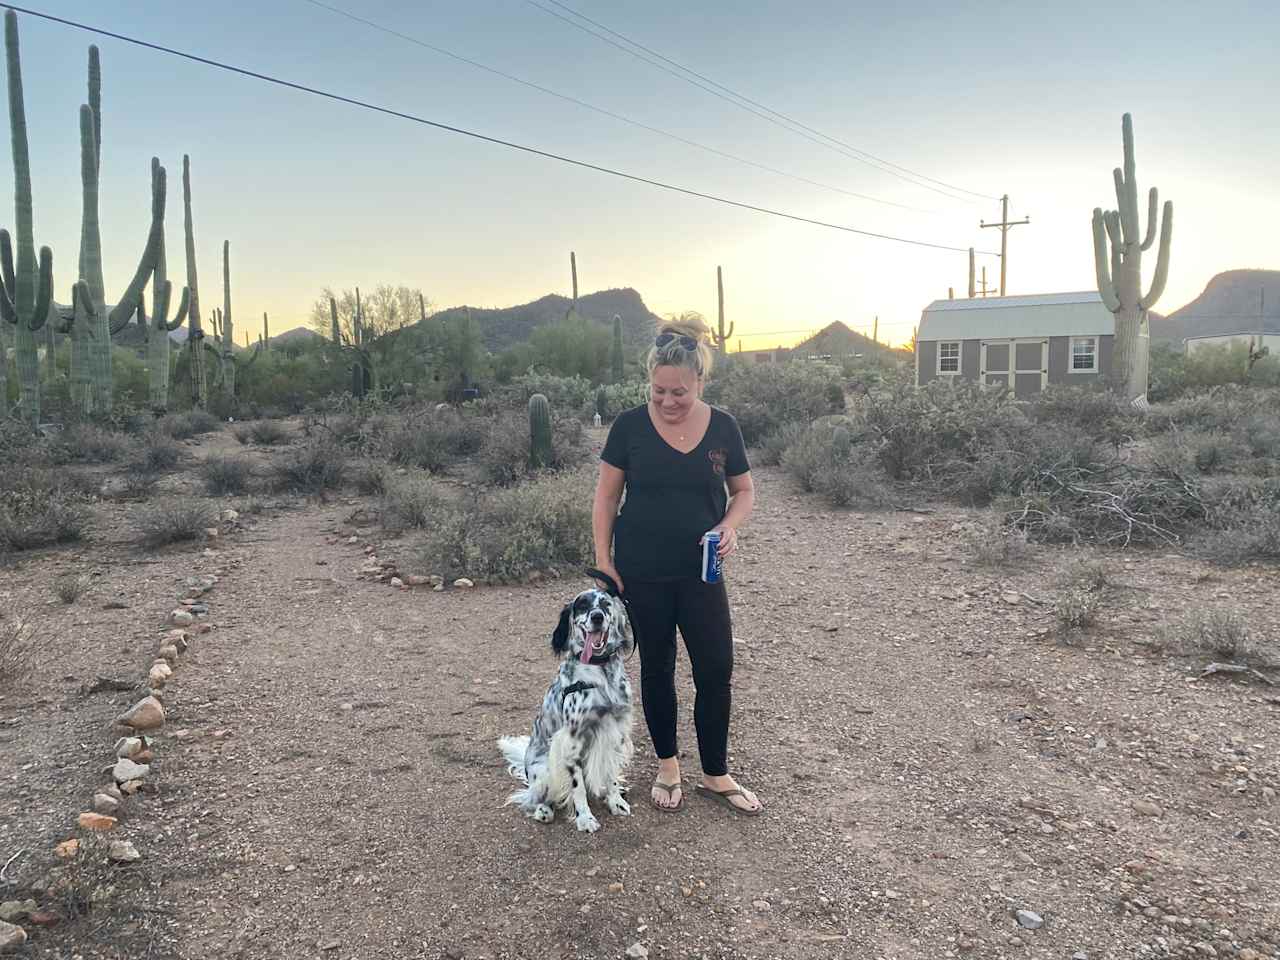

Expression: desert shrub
xmin=380 ymin=474 xmax=444 ymax=534
xmin=234 ymin=419 xmax=291 ymax=446
xmin=136 ymin=500 xmax=216 ymax=547
xmin=382 ymin=407 xmax=483 ymax=472
xmin=505 ymin=372 xmax=595 ymax=412
xmin=1148 ymin=342 xmax=1188 ymax=402
xmin=1238 ymin=412 xmax=1280 ymax=462
xmin=702 ymin=360 xmax=845 ymax=445
xmin=1147 ymin=429 xmax=1250 ymax=477
xmin=52 ymin=835 xmax=118 ymax=919
xmin=0 ymin=616 xmax=36 ymax=690
xmin=1052 ymin=563 xmax=1111 ymax=637
xmin=52 ymin=424 xmax=132 ymax=464
xmin=131 ymin=432 xmax=184 ymax=474
xmin=1194 ymin=507 xmax=1280 ymax=567
xmin=782 ymin=418 xmax=892 ymax=508
xmin=478 ymin=412 xmax=589 ymax=486
xmin=158 ymin=409 xmax=222 ymax=440
xmin=962 ymin=518 xmax=1032 ymax=568
xmin=412 ymin=470 xmax=593 ymax=583
xmin=1166 ymin=607 xmax=1273 ymax=667
xmin=0 ymin=470 xmax=90 ymax=551
xmin=55 ymin=573 xmax=90 ymax=605
xmin=1029 ymin=385 xmax=1138 ymax=449
xmin=1182 ymin=342 xmax=1280 ymax=390
xmin=201 ymin=455 xmax=254 ymax=495
xmin=351 ymin=461 xmax=390 ymax=495
xmin=272 ymin=441 xmax=347 ymax=493
xmin=756 ymin=421 xmax=808 ymax=467
xmin=596 ymin=380 xmax=651 ymax=421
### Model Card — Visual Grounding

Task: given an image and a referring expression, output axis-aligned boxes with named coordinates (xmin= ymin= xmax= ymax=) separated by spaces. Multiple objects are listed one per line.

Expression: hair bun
xmin=659 ymin=312 xmax=711 ymax=342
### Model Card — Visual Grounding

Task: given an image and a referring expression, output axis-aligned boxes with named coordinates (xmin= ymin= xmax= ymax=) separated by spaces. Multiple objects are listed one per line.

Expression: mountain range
xmin=1151 ymin=269 xmax=1280 ymax=344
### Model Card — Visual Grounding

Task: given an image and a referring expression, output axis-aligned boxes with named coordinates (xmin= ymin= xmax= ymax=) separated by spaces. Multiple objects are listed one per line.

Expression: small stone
xmin=77 ymin=812 xmax=118 ymax=832
xmin=203 ymin=527 xmax=219 ymax=539
xmin=433 ymin=583 xmax=444 ymax=592
xmin=157 ymin=644 xmax=179 ymax=663
xmin=753 ymin=899 xmax=771 ymax=911
xmin=1015 ymin=910 xmax=1043 ymax=929
xmin=120 ymin=779 xmax=143 ymax=795
xmin=115 ymin=736 xmax=146 ymax=759
xmin=27 ymin=911 xmax=57 ymax=927
xmin=116 ymin=695 xmax=164 ymax=732
xmin=340 ymin=702 xmax=354 ymax=712
xmin=108 ymin=840 xmax=141 ymax=863
xmin=0 ymin=901 xmax=35 ymax=923
xmin=1262 ymin=787 xmax=1276 ymax=804
xmin=608 ymin=882 xmax=624 ymax=894
xmin=113 ymin=757 xmax=150 ymax=783
xmin=319 ymin=940 xmax=341 ymax=952
xmin=405 ymin=575 xmax=429 ymax=586
xmin=453 ymin=578 xmax=475 ymax=589
xmin=390 ymin=577 xmax=405 ymax=589
xmin=1132 ymin=799 xmax=1164 ymax=818
xmin=148 ymin=663 xmax=171 ymax=687
xmin=346 ymin=535 xmax=359 ymax=544
xmin=1072 ymin=953 xmax=1088 ymax=960
xmin=0 ymin=920 xmax=27 ymax=951
xmin=221 ymin=509 xmax=239 ymax=522
xmin=170 ymin=609 xmax=195 ymax=627
xmin=283 ymin=864 xmax=297 ymax=873
xmin=1001 ymin=592 xmax=1021 ymax=605
xmin=624 ymin=944 xmax=649 ymax=959
xmin=92 ymin=793 xmax=120 ymax=815
xmin=54 ymin=839 xmax=79 ymax=859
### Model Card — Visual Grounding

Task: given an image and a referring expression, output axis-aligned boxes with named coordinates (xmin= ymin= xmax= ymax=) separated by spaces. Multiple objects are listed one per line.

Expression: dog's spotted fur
xmin=498 ymin=588 xmax=635 ymax=832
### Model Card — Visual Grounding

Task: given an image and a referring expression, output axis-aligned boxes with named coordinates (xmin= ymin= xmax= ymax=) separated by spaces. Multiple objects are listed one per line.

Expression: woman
xmin=592 ymin=315 xmax=761 ymax=815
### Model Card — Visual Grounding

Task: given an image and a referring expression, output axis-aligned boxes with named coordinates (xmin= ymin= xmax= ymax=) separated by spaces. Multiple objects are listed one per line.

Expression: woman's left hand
xmin=705 ymin=525 xmax=738 ymax=557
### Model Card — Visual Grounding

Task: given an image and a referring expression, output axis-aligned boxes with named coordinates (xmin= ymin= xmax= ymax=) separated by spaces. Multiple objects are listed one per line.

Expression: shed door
xmin=1013 ymin=340 xmax=1048 ymax=398
xmin=981 ymin=341 xmax=1010 ymax=390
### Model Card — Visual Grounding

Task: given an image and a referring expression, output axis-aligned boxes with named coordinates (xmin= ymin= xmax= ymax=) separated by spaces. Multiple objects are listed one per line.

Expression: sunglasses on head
xmin=655 ymin=332 xmax=698 ymax=351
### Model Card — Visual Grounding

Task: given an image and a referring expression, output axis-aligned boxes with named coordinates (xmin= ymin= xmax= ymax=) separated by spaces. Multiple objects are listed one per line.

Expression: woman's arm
xmin=710 ymin=471 xmax=754 ymax=556
xmin=592 ymin=461 xmax=627 ymax=589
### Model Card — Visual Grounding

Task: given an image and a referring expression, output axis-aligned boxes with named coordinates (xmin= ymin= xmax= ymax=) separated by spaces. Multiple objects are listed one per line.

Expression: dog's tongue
xmin=580 ymin=631 xmax=604 ymax=664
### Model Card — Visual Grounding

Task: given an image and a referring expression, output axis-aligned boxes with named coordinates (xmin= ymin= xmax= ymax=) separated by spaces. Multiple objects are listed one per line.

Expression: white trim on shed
xmin=919 ymin=291 xmax=1115 ymax=341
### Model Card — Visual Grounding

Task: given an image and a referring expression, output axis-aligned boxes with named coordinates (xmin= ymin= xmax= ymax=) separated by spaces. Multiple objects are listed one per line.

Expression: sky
xmin=4 ymin=0 xmax=1279 ymax=349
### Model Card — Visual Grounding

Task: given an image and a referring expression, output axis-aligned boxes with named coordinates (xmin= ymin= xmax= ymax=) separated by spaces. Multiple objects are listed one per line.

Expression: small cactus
xmin=711 ymin=266 xmax=734 ymax=355
xmin=595 ymin=386 xmax=607 ymax=419
xmin=528 ymin=393 xmax=552 ymax=468
xmin=831 ymin=424 xmax=851 ymax=460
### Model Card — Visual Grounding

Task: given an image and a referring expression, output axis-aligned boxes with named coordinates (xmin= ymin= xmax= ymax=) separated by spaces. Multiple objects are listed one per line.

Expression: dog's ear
xmin=612 ymin=596 xmax=635 ymax=654
xmin=551 ymin=604 xmax=572 ymax=656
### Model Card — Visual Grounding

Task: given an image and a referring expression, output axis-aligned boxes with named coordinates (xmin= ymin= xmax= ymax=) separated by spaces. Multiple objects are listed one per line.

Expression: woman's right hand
xmin=593 ymin=561 xmax=625 ymax=596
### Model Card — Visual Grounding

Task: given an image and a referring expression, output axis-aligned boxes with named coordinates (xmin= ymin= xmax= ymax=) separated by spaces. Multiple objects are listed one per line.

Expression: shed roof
xmin=919 ymin=291 xmax=1114 ymax=341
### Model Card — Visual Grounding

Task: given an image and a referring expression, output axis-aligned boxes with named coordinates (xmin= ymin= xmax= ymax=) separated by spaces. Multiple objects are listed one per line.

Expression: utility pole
xmin=977 ymin=266 xmax=997 ymax=298
xmin=979 ymin=194 xmax=1030 ymax=296
xmin=872 ymin=316 xmax=879 ymax=344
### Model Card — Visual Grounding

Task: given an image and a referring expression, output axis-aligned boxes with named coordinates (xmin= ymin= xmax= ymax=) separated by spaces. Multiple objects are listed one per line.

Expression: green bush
xmin=596 ymin=380 xmax=651 ymax=421
xmin=702 ymin=360 xmax=845 ymax=446
xmin=52 ymin=424 xmax=132 ymax=464
xmin=234 ymin=420 xmax=291 ymax=446
xmin=159 ymin=410 xmax=222 ymax=440
xmin=505 ymin=372 xmax=596 ymax=412
xmin=272 ymin=442 xmax=347 ymax=493
xmin=382 ymin=406 xmax=484 ymax=472
xmin=351 ymin=461 xmax=390 ymax=495
xmin=380 ymin=473 xmax=443 ymax=534
xmin=0 ymin=469 xmax=90 ymax=551
xmin=412 ymin=470 xmax=593 ymax=583
xmin=136 ymin=500 xmax=216 ymax=547
xmin=201 ymin=455 xmax=254 ymax=496
xmin=782 ymin=418 xmax=891 ymax=508
xmin=131 ymin=432 xmax=184 ymax=474
xmin=756 ymin=422 xmax=808 ymax=467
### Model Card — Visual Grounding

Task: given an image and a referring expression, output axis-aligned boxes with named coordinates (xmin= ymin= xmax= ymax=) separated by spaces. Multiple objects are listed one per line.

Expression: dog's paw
xmin=606 ymin=795 xmax=631 ymax=817
xmin=531 ymin=804 xmax=554 ymax=823
xmin=575 ymin=812 xmax=601 ymax=833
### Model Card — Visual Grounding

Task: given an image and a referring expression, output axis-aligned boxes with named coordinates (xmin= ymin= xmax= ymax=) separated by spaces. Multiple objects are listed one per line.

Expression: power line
xmin=300 ymin=0 xmax=926 ymax=213
xmin=525 ymin=0 xmax=997 ymax=203
xmin=4 ymin=4 xmax=998 ymax=257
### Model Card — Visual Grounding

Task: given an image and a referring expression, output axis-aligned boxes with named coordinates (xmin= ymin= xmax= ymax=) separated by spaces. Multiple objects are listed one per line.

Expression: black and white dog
xmin=498 ymin=587 xmax=635 ymax=832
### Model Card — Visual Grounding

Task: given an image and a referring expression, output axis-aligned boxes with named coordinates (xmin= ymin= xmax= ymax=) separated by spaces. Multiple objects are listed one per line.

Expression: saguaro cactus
xmin=1091 ymin=113 xmax=1173 ymax=409
xmin=182 ymin=155 xmax=207 ymax=409
xmin=218 ymin=239 xmax=235 ymax=397
xmin=261 ymin=311 xmax=269 ymax=351
xmin=711 ymin=266 xmax=734 ymax=355
xmin=610 ymin=313 xmax=624 ymax=382
xmin=528 ymin=393 xmax=552 ymax=468
xmin=143 ymin=158 xmax=189 ymax=412
xmin=2 ymin=11 xmax=56 ymax=427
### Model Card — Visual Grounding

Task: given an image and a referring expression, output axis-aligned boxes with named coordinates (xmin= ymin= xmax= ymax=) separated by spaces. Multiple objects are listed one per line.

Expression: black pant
xmin=624 ymin=578 xmax=733 ymax=776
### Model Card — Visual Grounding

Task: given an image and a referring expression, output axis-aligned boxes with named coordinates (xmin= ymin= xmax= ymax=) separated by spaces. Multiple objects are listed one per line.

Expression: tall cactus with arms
xmin=1091 ymin=113 xmax=1172 ymax=409
xmin=2 ymin=11 xmax=55 ymax=428
xmin=712 ymin=266 xmax=733 ymax=355
xmin=610 ymin=313 xmax=624 ymax=382
xmin=142 ymin=158 xmax=189 ymax=412
xmin=77 ymin=44 xmax=164 ymax=413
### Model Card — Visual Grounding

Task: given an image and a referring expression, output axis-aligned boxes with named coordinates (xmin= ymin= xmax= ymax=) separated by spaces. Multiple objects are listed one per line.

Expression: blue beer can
xmin=701 ymin=531 xmax=722 ymax=583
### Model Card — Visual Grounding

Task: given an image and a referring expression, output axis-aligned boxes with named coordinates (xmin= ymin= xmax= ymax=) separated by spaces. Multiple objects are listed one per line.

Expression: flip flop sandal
xmin=695 ymin=784 xmax=762 ymax=816
xmin=650 ymin=780 xmax=683 ymax=812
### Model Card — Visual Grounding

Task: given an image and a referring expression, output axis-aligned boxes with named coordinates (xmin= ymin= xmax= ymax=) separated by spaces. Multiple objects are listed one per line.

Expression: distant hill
xmin=789 ymin=321 xmax=903 ymax=360
xmin=1152 ymin=269 xmax=1280 ymax=344
xmin=432 ymin=287 xmax=662 ymax=353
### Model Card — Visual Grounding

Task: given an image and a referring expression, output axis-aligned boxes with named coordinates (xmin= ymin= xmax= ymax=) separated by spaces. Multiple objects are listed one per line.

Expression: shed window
xmin=938 ymin=341 xmax=961 ymax=374
xmin=1070 ymin=337 xmax=1097 ymax=372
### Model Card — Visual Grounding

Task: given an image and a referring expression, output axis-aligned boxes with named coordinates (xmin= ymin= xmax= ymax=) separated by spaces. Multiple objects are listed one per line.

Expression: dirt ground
xmin=1 ymin=425 xmax=1278 ymax=960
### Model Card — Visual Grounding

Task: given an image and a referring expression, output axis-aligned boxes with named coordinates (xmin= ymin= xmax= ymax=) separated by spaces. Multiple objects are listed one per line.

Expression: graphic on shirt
xmin=708 ymin=448 xmax=727 ymax=476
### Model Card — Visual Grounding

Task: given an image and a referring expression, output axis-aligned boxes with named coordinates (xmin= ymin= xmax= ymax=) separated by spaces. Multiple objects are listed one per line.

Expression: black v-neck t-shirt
xmin=601 ymin=404 xmax=750 ymax=582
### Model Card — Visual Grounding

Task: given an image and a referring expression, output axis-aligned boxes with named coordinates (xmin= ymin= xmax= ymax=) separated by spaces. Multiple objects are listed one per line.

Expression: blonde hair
xmin=645 ymin=313 xmax=715 ymax=380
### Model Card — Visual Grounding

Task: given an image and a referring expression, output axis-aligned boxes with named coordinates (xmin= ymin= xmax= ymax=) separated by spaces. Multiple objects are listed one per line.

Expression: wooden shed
xmin=916 ymin=291 xmax=1114 ymax=397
